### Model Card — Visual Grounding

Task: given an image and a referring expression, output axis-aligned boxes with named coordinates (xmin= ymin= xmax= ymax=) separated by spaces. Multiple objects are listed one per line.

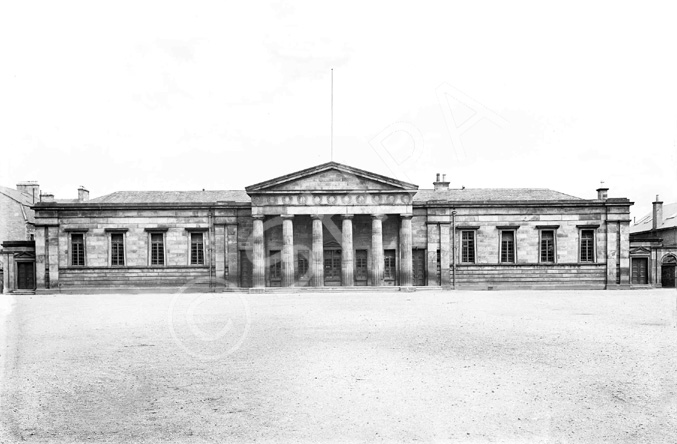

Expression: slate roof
xmin=88 ymin=190 xmax=251 ymax=204
xmin=86 ymin=188 xmax=582 ymax=205
xmin=630 ymin=202 xmax=677 ymax=233
xmin=0 ymin=186 xmax=36 ymax=224
xmin=413 ymin=188 xmax=582 ymax=202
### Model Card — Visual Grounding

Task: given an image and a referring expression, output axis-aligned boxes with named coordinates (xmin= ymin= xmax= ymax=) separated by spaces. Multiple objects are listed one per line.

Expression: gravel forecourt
xmin=2 ymin=289 xmax=677 ymax=443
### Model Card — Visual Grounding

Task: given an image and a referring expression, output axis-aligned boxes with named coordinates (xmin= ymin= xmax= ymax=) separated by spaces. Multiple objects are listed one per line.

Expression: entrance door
xmin=412 ymin=250 xmax=426 ymax=286
xmin=662 ymin=265 xmax=676 ymax=288
xmin=17 ymin=262 xmax=35 ymax=290
xmin=631 ymin=258 xmax=648 ymax=285
xmin=384 ymin=250 xmax=396 ymax=286
xmin=355 ymin=250 xmax=368 ymax=286
xmin=324 ymin=249 xmax=342 ymax=286
xmin=240 ymin=251 xmax=252 ymax=288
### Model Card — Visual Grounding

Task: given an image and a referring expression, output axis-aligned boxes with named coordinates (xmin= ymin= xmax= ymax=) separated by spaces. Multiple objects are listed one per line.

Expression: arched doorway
xmin=661 ymin=255 xmax=676 ymax=288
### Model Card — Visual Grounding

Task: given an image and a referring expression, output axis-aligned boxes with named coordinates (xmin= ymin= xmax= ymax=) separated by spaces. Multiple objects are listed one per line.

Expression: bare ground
xmin=1 ymin=289 xmax=677 ymax=443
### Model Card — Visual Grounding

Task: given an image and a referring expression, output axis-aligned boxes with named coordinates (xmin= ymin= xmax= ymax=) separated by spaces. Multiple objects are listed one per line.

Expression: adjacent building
xmin=629 ymin=196 xmax=677 ymax=287
xmin=0 ymin=182 xmax=39 ymax=292
xmin=19 ymin=162 xmax=634 ymax=293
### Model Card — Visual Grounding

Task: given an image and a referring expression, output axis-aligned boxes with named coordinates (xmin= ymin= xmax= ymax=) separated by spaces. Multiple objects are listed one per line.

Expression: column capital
xmin=342 ymin=214 xmax=354 ymax=220
xmin=280 ymin=214 xmax=295 ymax=220
xmin=310 ymin=214 xmax=323 ymax=220
xmin=252 ymin=215 xmax=265 ymax=221
xmin=400 ymin=214 xmax=413 ymax=220
xmin=371 ymin=214 xmax=387 ymax=221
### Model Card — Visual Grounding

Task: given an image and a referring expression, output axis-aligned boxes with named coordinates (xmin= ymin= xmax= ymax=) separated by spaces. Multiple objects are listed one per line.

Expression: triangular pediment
xmin=245 ymin=162 xmax=418 ymax=194
xmin=630 ymin=247 xmax=651 ymax=255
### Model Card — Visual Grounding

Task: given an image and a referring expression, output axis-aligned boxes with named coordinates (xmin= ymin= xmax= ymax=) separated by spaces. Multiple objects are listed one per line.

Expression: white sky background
xmin=1 ymin=1 xmax=676 ymax=220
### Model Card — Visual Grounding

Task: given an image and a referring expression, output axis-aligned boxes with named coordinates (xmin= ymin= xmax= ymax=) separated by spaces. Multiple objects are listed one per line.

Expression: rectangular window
xmin=580 ymin=229 xmax=595 ymax=262
xmin=150 ymin=233 xmax=165 ymax=266
xmin=111 ymin=233 xmax=125 ymax=266
xmin=190 ymin=232 xmax=205 ymax=265
xmin=461 ymin=230 xmax=475 ymax=263
xmin=540 ymin=230 xmax=555 ymax=263
xmin=71 ymin=233 xmax=85 ymax=266
xmin=269 ymin=250 xmax=281 ymax=279
xmin=500 ymin=231 xmax=515 ymax=263
xmin=384 ymin=250 xmax=396 ymax=279
xmin=297 ymin=250 xmax=309 ymax=277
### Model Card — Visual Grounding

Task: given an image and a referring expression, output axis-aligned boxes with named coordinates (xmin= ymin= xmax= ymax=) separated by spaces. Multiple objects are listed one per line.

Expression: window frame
xmin=499 ymin=229 xmax=517 ymax=264
xmin=460 ymin=230 xmax=476 ymax=264
xmin=149 ymin=231 xmax=166 ymax=266
xmin=68 ymin=230 xmax=87 ymax=267
xmin=538 ymin=228 xmax=557 ymax=264
xmin=579 ymin=228 xmax=597 ymax=263
xmin=189 ymin=231 xmax=205 ymax=266
xmin=108 ymin=231 xmax=127 ymax=267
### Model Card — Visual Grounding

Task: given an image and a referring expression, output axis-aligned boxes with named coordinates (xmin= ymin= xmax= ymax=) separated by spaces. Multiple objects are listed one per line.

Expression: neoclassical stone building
xmin=27 ymin=162 xmax=633 ymax=293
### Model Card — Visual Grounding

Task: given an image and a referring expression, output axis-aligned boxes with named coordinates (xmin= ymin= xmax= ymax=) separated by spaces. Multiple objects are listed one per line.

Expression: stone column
xmin=252 ymin=216 xmax=265 ymax=288
xmin=281 ymin=215 xmax=295 ymax=287
xmin=371 ymin=215 xmax=385 ymax=286
xmin=311 ymin=215 xmax=324 ymax=287
xmin=341 ymin=215 xmax=354 ymax=286
xmin=399 ymin=215 xmax=413 ymax=287
xmin=440 ymin=222 xmax=451 ymax=288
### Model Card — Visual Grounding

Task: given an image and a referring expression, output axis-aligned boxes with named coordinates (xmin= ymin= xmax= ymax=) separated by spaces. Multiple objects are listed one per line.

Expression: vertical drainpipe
xmin=208 ymin=208 xmax=214 ymax=291
xmin=604 ymin=203 xmax=609 ymax=289
xmin=451 ymin=210 xmax=457 ymax=289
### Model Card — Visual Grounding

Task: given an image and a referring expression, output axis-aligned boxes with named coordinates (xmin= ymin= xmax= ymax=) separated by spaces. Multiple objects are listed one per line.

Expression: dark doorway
xmin=662 ymin=265 xmax=676 ymax=288
xmin=412 ymin=250 xmax=426 ymax=286
xmin=324 ymin=249 xmax=341 ymax=286
xmin=355 ymin=250 xmax=368 ymax=286
xmin=239 ymin=251 xmax=252 ymax=288
xmin=17 ymin=262 xmax=35 ymax=290
xmin=631 ymin=258 xmax=648 ymax=285
xmin=384 ymin=250 xmax=396 ymax=286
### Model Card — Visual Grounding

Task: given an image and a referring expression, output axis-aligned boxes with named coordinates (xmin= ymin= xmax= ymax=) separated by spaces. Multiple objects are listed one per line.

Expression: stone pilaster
xmin=399 ymin=215 xmax=413 ymax=287
xmin=252 ymin=216 xmax=265 ymax=288
xmin=341 ymin=215 xmax=354 ymax=286
xmin=427 ymin=223 xmax=439 ymax=286
xmin=312 ymin=215 xmax=324 ymax=287
xmin=281 ymin=215 xmax=295 ymax=287
xmin=440 ymin=222 xmax=451 ymax=288
xmin=226 ymin=224 xmax=239 ymax=288
xmin=371 ymin=215 xmax=385 ymax=286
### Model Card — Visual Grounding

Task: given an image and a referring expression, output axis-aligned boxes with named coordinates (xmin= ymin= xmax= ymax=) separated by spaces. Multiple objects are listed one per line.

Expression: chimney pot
xmin=652 ymin=195 xmax=663 ymax=230
xmin=436 ymin=173 xmax=440 ymax=182
xmin=596 ymin=187 xmax=609 ymax=200
xmin=42 ymin=193 xmax=55 ymax=203
xmin=16 ymin=181 xmax=41 ymax=204
xmin=78 ymin=186 xmax=89 ymax=201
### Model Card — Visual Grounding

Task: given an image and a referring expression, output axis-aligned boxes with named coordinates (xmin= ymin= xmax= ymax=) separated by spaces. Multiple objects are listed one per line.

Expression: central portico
xmin=245 ymin=162 xmax=419 ymax=288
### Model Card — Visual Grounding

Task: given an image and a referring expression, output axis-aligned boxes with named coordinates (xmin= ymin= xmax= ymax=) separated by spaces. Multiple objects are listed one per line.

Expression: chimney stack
xmin=433 ymin=173 xmax=450 ymax=191
xmin=42 ymin=193 xmax=55 ymax=203
xmin=16 ymin=181 xmax=40 ymax=204
xmin=78 ymin=186 xmax=89 ymax=201
xmin=596 ymin=187 xmax=608 ymax=200
xmin=652 ymin=195 xmax=663 ymax=230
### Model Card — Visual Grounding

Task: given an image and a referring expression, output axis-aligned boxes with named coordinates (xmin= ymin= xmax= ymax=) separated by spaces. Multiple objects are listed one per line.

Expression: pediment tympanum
xmin=246 ymin=162 xmax=418 ymax=194
xmin=245 ymin=162 xmax=419 ymax=215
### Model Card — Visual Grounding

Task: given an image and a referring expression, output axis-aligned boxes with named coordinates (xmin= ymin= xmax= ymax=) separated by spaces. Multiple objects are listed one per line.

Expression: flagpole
xmin=331 ymin=68 xmax=334 ymax=161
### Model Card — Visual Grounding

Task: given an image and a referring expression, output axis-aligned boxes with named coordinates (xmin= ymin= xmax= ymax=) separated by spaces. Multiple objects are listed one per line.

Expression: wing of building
xmin=4 ymin=162 xmax=635 ymax=293
xmin=628 ymin=197 xmax=677 ymax=287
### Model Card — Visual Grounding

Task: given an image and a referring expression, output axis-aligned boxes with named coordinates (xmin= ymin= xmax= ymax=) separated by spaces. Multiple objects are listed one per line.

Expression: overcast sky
xmin=1 ymin=1 xmax=675 ymax=220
